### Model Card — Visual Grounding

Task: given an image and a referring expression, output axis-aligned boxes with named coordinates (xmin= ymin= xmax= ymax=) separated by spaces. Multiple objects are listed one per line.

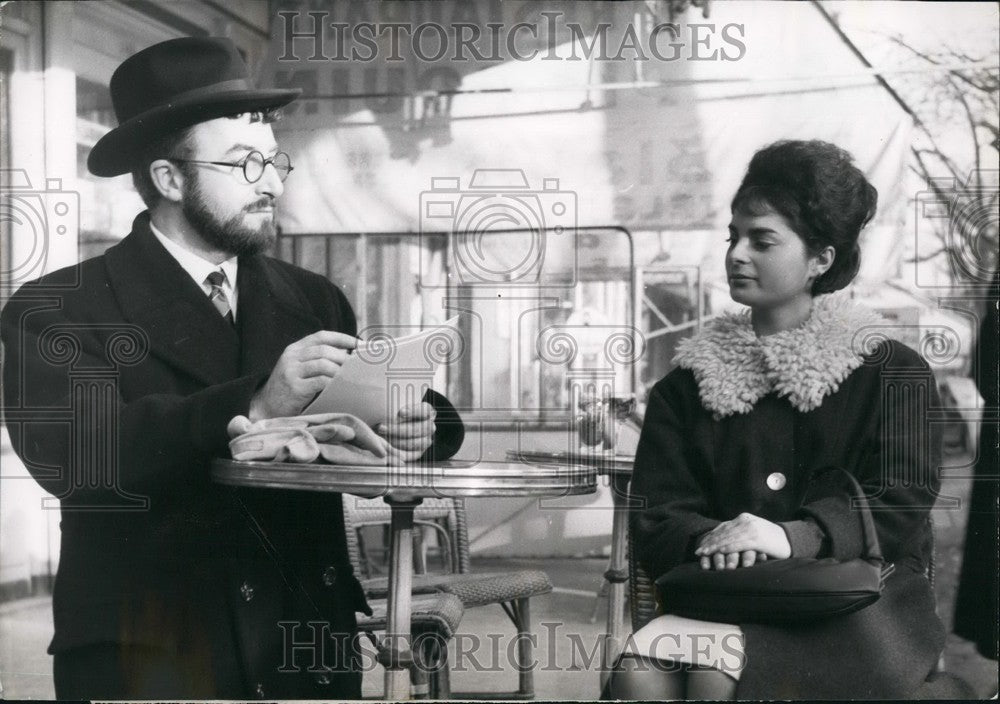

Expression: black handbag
xmin=654 ymin=471 xmax=895 ymax=624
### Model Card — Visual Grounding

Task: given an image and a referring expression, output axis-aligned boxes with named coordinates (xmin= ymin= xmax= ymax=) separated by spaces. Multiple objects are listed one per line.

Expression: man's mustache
xmin=246 ymin=198 xmax=275 ymax=212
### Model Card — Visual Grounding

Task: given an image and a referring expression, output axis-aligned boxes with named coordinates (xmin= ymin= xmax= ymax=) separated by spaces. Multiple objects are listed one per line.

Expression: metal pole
xmin=382 ymin=497 xmax=421 ymax=699
xmin=600 ymin=472 xmax=631 ymax=685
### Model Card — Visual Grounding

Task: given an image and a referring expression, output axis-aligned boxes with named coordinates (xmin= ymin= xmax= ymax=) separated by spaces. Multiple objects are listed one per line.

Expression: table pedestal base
xmin=380 ymin=498 xmax=422 ymax=700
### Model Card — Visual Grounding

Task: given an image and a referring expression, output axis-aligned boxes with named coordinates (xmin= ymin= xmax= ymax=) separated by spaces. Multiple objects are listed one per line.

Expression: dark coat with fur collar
xmin=631 ymin=294 xmax=947 ymax=699
xmin=0 ymin=213 xmax=462 ymax=698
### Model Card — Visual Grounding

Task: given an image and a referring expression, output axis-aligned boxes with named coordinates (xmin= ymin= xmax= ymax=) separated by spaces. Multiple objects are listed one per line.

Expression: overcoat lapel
xmin=235 ymin=254 xmax=323 ymax=378
xmin=104 ymin=213 xmax=240 ymax=386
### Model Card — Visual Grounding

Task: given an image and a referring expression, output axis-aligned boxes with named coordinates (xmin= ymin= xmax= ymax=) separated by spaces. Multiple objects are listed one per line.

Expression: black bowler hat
xmin=88 ymin=36 xmax=300 ymax=177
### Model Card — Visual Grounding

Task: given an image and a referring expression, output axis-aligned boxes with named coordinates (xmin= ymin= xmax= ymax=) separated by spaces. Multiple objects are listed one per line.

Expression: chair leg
xmin=512 ymin=597 xmax=534 ymax=698
xmin=409 ymin=668 xmax=430 ymax=699
xmin=590 ymin=579 xmax=609 ymax=624
xmin=414 ymin=528 xmax=427 ymax=574
xmin=410 ymin=629 xmax=435 ymax=700
xmin=429 ymin=638 xmax=452 ymax=699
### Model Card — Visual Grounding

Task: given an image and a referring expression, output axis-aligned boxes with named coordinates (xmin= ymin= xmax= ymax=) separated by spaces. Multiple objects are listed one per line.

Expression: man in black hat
xmin=1 ymin=37 xmax=462 ymax=698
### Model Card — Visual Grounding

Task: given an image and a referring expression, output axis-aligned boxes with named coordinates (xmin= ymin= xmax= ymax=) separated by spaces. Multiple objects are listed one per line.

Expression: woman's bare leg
xmin=604 ymin=654 xmax=685 ymax=699
xmin=685 ymin=666 xmax=738 ymax=699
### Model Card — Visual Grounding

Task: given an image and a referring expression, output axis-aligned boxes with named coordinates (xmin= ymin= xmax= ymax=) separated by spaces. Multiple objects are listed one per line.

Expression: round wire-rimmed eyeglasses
xmin=167 ymin=150 xmax=294 ymax=183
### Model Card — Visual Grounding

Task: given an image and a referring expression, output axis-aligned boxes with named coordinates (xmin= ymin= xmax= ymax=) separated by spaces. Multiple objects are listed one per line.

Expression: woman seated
xmin=608 ymin=140 xmax=946 ymax=700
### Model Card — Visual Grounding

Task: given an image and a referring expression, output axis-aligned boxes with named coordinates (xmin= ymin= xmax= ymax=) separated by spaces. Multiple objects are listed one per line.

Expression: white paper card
xmin=302 ymin=316 xmax=460 ymax=424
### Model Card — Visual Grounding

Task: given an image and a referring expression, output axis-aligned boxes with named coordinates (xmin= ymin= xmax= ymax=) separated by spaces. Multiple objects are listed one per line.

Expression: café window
xmin=76 ymin=76 xmax=145 ymax=260
xmin=278 ymin=227 xmax=638 ymax=420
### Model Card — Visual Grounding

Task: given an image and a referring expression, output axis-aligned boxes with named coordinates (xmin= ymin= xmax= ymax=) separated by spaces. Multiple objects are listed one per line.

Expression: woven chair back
xmin=343 ymin=496 xmax=469 ymax=577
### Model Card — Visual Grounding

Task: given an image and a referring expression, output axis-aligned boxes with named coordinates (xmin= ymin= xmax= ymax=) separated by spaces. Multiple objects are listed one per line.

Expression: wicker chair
xmin=626 ymin=517 xmax=660 ymax=634
xmin=355 ymin=591 xmax=465 ymax=699
xmin=346 ymin=497 xmax=459 ymax=576
xmin=344 ymin=496 xmax=552 ymax=699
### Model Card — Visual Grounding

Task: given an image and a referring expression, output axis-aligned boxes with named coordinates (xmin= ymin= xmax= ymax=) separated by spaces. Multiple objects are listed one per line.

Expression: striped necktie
xmin=205 ymin=270 xmax=235 ymax=326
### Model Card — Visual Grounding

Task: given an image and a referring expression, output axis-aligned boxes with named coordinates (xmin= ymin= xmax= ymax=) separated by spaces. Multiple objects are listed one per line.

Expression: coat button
xmin=322 ymin=566 xmax=337 ymax=587
xmin=240 ymin=581 xmax=255 ymax=602
xmin=315 ymin=672 xmax=332 ymax=685
xmin=766 ymin=472 xmax=787 ymax=491
xmin=254 ymin=682 xmax=265 ymax=698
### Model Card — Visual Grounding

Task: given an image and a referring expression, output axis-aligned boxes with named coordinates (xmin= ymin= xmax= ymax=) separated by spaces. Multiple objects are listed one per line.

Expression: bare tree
xmin=887 ymin=34 xmax=999 ymax=297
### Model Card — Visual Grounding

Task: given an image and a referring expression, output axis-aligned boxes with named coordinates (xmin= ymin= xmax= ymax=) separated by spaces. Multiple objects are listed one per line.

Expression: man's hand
xmin=249 ymin=331 xmax=357 ymax=420
xmin=695 ymin=512 xmax=791 ymax=569
xmin=378 ymin=402 xmax=436 ymax=463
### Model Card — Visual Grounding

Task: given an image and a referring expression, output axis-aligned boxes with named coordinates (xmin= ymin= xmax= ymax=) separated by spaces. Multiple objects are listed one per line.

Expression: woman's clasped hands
xmin=695 ymin=512 xmax=792 ymax=570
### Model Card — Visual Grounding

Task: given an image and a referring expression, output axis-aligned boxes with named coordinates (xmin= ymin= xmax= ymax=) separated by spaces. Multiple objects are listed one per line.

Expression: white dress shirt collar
xmin=149 ymin=219 xmax=239 ymax=317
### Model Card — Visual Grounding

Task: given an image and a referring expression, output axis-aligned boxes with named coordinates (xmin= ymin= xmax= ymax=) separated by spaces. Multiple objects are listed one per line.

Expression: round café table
xmin=212 ymin=458 xmax=597 ymax=700
xmin=507 ymin=450 xmax=635 ymax=685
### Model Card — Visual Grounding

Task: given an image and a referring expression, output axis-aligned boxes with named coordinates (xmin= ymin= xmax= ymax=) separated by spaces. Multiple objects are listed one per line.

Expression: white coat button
xmin=240 ymin=581 xmax=255 ymax=602
xmin=322 ymin=566 xmax=337 ymax=587
xmin=766 ymin=472 xmax=787 ymax=491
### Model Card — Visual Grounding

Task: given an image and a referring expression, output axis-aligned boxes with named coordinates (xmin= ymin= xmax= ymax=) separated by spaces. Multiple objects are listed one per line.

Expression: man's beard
xmin=182 ymin=176 xmax=277 ymax=258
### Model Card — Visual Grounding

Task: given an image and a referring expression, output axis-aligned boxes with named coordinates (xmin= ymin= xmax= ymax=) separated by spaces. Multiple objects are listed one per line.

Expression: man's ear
xmin=149 ymin=159 xmax=184 ymax=203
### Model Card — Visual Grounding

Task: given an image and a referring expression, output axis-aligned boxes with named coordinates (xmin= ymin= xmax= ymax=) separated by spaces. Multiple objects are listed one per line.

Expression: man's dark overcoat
xmin=1 ymin=212 xmax=461 ymax=697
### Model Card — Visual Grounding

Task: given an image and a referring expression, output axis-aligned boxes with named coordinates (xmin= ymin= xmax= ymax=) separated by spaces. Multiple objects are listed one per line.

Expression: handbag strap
xmin=836 ymin=469 xmax=884 ymax=563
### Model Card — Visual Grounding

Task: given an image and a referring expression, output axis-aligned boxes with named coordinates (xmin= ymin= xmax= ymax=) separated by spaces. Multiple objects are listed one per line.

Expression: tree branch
xmin=947 ymin=73 xmax=984 ymax=177
xmin=905 ymin=247 xmax=951 ymax=264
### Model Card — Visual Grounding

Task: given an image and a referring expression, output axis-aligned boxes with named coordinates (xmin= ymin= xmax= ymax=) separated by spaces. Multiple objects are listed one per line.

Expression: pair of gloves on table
xmin=227 ymin=413 xmax=390 ymax=465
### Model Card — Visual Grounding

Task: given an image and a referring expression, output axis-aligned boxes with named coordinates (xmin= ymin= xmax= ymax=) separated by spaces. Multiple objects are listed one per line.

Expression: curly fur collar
xmin=674 ymin=293 xmax=889 ymax=417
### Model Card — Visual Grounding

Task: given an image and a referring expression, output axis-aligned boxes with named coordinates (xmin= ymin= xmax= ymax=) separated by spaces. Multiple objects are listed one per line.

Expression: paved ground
xmin=2 ymin=469 xmax=997 ymax=699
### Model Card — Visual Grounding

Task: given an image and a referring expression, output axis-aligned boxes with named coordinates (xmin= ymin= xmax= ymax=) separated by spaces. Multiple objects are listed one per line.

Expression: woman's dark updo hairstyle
xmin=731 ymin=140 xmax=878 ymax=294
